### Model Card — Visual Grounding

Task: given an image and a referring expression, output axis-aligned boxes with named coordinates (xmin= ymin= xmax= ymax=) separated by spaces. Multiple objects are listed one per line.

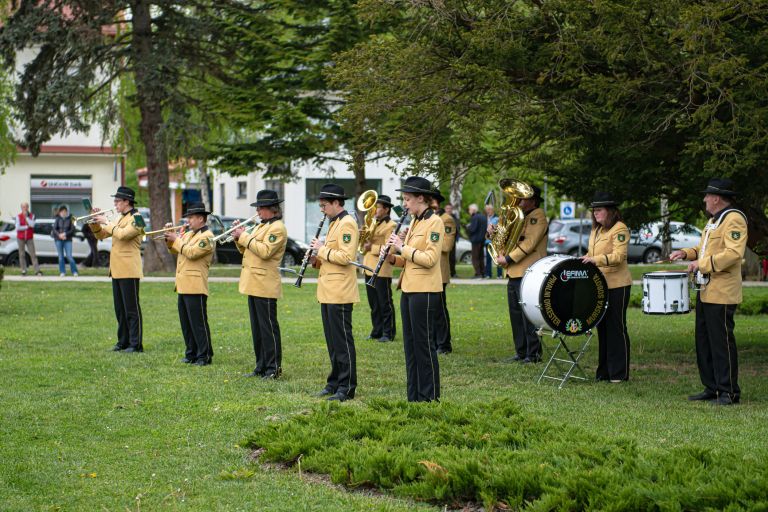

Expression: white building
xmin=0 ymin=47 xmax=124 ymax=221
xmin=213 ymin=157 xmax=409 ymax=242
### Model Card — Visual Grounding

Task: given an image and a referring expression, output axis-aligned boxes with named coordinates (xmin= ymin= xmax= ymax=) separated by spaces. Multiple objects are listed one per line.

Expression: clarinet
xmin=294 ymin=214 xmax=327 ymax=288
xmin=366 ymin=208 xmax=409 ymax=288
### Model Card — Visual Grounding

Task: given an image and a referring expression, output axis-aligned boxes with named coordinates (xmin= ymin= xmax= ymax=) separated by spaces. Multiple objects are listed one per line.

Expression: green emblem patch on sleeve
xmin=731 ymin=231 xmax=741 ymax=240
xmin=268 ymin=234 xmax=277 ymax=242
xmin=618 ymin=233 xmax=626 ymax=242
xmin=530 ymin=218 xmax=538 ymax=224
xmin=343 ymin=233 xmax=352 ymax=243
xmin=198 ymin=240 xmax=207 ymax=248
xmin=430 ymin=232 xmax=440 ymax=242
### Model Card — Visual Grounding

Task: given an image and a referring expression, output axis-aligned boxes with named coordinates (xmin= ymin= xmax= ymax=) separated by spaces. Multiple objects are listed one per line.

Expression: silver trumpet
xmin=210 ymin=213 xmax=260 ymax=245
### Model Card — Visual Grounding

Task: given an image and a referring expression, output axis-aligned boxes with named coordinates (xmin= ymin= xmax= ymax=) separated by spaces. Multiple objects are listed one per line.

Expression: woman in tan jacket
xmin=384 ymin=176 xmax=444 ymax=402
xmin=581 ymin=192 xmax=632 ymax=382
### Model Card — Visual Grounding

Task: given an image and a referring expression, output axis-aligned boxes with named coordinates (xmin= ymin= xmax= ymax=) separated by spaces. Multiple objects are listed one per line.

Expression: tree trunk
xmin=351 ymin=149 xmax=366 ymax=226
xmin=660 ymin=195 xmax=672 ymax=258
xmin=131 ymin=0 xmax=175 ymax=272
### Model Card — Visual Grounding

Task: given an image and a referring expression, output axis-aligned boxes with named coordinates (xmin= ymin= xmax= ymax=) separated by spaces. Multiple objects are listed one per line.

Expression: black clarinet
xmin=294 ymin=214 xmax=327 ymax=288
xmin=366 ymin=208 xmax=409 ymax=288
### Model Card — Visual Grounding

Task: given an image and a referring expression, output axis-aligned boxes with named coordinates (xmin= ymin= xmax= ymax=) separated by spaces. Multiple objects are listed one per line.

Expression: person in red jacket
xmin=15 ymin=203 xmax=42 ymax=276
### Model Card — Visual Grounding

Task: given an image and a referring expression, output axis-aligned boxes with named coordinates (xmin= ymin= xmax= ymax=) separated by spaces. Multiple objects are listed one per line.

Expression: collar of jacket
xmin=414 ymin=208 xmax=434 ymax=221
xmin=260 ymin=216 xmax=282 ymax=224
xmin=330 ymin=210 xmax=348 ymax=222
xmin=192 ymin=225 xmax=208 ymax=235
xmin=378 ymin=215 xmax=391 ymax=223
xmin=710 ymin=206 xmax=741 ymax=224
xmin=437 ymin=208 xmax=445 ymax=215
xmin=122 ymin=208 xmax=138 ymax=217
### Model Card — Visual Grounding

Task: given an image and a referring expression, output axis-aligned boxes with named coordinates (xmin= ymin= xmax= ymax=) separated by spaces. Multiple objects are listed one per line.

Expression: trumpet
xmin=143 ymin=224 xmax=187 ymax=240
xmin=357 ymin=189 xmax=379 ymax=254
xmin=74 ymin=207 xmax=118 ymax=224
xmin=210 ymin=213 xmax=260 ymax=245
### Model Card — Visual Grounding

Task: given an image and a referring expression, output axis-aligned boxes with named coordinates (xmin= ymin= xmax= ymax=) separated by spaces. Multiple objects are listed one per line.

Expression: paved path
xmin=5 ymin=275 xmax=768 ymax=286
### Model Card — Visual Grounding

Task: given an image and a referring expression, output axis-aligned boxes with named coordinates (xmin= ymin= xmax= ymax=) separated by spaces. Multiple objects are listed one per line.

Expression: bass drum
xmin=520 ymin=255 xmax=608 ymax=336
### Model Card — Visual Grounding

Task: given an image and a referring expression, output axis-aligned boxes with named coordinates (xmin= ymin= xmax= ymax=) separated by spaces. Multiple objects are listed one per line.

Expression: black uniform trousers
xmin=178 ymin=294 xmax=213 ymax=363
xmin=401 ymin=292 xmax=440 ymax=402
xmin=433 ymin=283 xmax=452 ymax=352
xmin=247 ymin=296 xmax=282 ymax=376
xmin=596 ymin=285 xmax=631 ymax=381
xmin=507 ymin=278 xmax=541 ymax=359
xmin=112 ymin=278 xmax=143 ymax=351
xmin=695 ymin=295 xmax=740 ymax=401
xmin=365 ymin=276 xmax=396 ymax=339
xmin=321 ymin=303 xmax=356 ymax=398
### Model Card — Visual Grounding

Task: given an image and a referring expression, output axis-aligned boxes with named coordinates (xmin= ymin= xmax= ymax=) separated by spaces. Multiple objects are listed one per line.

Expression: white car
xmin=0 ymin=219 xmax=112 ymax=267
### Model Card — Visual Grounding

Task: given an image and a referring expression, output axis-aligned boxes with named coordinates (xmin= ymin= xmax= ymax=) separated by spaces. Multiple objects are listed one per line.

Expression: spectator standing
xmin=15 ymin=202 xmax=42 ymax=276
xmin=484 ymin=204 xmax=502 ymax=278
xmin=52 ymin=205 xmax=78 ymax=277
xmin=465 ymin=204 xmax=487 ymax=278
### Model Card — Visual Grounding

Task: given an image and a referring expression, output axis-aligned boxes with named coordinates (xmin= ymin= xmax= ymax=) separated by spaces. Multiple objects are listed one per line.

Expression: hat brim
xmin=250 ymin=199 xmax=284 ymax=207
xmin=376 ymin=199 xmax=394 ymax=208
xmin=182 ymin=210 xmax=211 ymax=218
xmin=318 ymin=193 xmax=349 ymax=200
xmin=589 ymin=201 xmax=619 ymax=208
xmin=396 ymin=186 xmax=437 ymax=196
xmin=111 ymin=193 xmax=135 ymax=201
xmin=701 ymin=187 xmax=737 ymax=196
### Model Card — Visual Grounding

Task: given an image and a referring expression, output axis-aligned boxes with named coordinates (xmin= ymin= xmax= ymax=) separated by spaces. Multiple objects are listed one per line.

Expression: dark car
xmin=209 ymin=215 xmax=306 ymax=266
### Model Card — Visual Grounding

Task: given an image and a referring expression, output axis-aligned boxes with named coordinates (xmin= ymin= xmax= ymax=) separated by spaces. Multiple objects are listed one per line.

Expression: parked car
xmin=548 ymin=219 xmax=592 ymax=256
xmin=628 ymin=222 xmax=702 ymax=263
xmin=0 ymin=219 xmax=112 ymax=267
xmin=456 ymin=238 xmax=473 ymax=264
xmin=208 ymin=215 xmax=307 ymax=266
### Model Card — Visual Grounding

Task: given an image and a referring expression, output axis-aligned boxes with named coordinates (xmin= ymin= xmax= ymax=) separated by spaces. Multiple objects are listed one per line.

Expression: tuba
xmin=486 ymin=179 xmax=534 ymax=261
xmin=356 ymin=189 xmax=379 ymax=254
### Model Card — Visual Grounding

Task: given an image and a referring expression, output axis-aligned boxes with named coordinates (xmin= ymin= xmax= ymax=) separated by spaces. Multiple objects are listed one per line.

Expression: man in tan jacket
xmin=165 ymin=202 xmax=215 ymax=366
xmin=432 ymin=189 xmax=456 ymax=354
xmin=671 ymin=178 xmax=748 ymax=405
xmin=231 ymin=190 xmax=288 ymax=379
xmin=362 ymin=195 xmax=397 ymax=342
xmin=90 ymin=186 xmax=144 ymax=353
xmin=495 ymin=185 xmax=548 ymax=363
xmin=309 ymin=184 xmax=360 ymax=402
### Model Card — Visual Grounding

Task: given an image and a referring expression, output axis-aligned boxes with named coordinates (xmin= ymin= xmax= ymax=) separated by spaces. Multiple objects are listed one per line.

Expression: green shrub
xmin=245 ymin=400 xmax=768 ymax=510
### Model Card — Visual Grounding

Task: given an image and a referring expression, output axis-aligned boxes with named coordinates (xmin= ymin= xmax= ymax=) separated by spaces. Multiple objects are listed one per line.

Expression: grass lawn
xmin=1 ymin=280 xmax=767 ymax=510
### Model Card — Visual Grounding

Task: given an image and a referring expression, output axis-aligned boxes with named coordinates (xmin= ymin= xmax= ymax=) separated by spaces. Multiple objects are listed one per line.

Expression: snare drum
xmin=520 ymin=255 xmax=609 ymax=336
xmin=642 ymin=271 xmax=690 ymax=314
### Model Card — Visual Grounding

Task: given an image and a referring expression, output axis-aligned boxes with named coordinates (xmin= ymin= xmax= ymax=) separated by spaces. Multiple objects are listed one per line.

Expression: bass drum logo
xmin=565 ymin=318 xmax=583 ymax=334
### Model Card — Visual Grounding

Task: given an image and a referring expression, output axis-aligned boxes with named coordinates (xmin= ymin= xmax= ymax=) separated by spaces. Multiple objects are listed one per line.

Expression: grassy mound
xmin=245 ymin=400 xmax=768 ymax=510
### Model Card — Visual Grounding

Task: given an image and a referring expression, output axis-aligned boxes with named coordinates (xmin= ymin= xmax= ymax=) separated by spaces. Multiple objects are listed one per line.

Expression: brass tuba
xmin=356 ymin=189 xmax=379 ymax=254
xmin=486 ymin=179 xmax=534 ymax=261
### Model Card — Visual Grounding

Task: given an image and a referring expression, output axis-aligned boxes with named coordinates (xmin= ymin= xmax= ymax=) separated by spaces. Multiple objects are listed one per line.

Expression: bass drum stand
xmin=536 ymin=328 xmax=595 ymax=389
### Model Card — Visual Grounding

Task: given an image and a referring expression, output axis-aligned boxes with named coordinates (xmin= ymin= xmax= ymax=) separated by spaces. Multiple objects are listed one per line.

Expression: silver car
xmin=0 ymin=219 xmax=112 ymax=267
xmin=548 ymin=219 xmax=592 ymax=256
xmin=628 ymin=222 xmax=701 ymax=263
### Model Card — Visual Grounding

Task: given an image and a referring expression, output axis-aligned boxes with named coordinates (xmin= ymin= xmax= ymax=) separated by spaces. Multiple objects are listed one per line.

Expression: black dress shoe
xmin=121 ymin=347 xmax=142 ymax=353
xmin=437 ymin=347 xmax=452 ymax=355
xmin=710 ymin=395 xmax=738 ymax=406
xmin=244 ymin=370 xmax=263 ymax=378
xmin=688 ymin=390 xmax=717 ymax=401
xmin=261 ymin=372 xmax=279 ymax=380
xmin=366 ymin=334 xmax=380 ymax=340
xmin=316 ymin=388 xmax=334 ymax=398
xmin=181 ymin=358 xmax=193 ymax=364
xmin=377 ymin=336 xmax=392 ymax=342
xmin=522 ymin=357 xmax=541 ymax=364
xmin=327 ymin=391 xmax=351 ymax=402
xmin=111 ymin=345 xmax=125 ymax=352
xmin=194 ymin=360 xmax=210 ymax=366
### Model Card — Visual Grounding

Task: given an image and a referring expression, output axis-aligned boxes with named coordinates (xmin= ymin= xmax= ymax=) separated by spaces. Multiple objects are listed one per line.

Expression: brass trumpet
xmin=144 ymin=224 xmax=187 ymax=240
xmin=74 ymin=207 xmax=118 ymax=224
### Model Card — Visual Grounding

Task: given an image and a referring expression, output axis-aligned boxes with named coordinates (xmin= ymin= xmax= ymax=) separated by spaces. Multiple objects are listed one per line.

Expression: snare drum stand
xmin=537 ymin=329 xmax=594 ymax=389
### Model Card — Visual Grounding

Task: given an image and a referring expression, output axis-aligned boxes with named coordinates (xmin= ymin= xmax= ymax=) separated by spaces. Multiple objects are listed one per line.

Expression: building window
xmin=263 ymin=179 xmax=285 ymax=201
xmin=237 ymin=181 xmax=247 ymax=199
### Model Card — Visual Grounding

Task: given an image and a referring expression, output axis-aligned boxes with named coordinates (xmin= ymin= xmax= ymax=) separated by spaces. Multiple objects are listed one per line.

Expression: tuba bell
xmin=486 ymin=178 xmax=534 ymax=261
xmin=356 ymin=189 xmax=379 ymax=254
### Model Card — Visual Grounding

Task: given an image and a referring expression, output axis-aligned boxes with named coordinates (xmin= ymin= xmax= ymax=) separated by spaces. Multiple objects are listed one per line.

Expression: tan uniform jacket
xmin=167 ymin=227 xmax=214 ymax=295
xmin=235 ymin=219 xmax=288 ymax=299
xmin=682 ymin=209 xmax=748 ymax=304
xmin=505 ymin=207 xmax=548 ymax=279
xmin=91 ymin=211 xmax=143 ymax=279
xmin=316 ymin=212 xmax=360 ymax=304
xmin=439 ymin=211 xmax=457 ymax=284
xmin=362 ymin=218 xmax=396 ymax=278
xmin=393 ymin=210 xmax=444 ymax=293
xmin=587 ymin=221 xmax=632 ymax=289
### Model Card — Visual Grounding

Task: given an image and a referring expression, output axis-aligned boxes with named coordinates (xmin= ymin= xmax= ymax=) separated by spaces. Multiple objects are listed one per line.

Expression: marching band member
xmin=581 ymin=192 xmax=632 ymax=382
xmin=362 ymin=195 xmax=397 ymax=342
xmin=432 ymin=189 xmax=456 ymax=354
xmin=231 ymin=190 xmax=288 ymax=379
xmin=671 ymin=178 xmax=747 ymax=405
xmin=495 ymin=185 xmax=548 ymax=363
xmin=310 ymin=184 xmax=360 ymax=402
xmin=165 ymin=202 xmax=215 ymax=366
xmin=89 ymin=186 xmax=145 ymax=353
xmin=384 ymin=177 xmax=444 ymax=402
